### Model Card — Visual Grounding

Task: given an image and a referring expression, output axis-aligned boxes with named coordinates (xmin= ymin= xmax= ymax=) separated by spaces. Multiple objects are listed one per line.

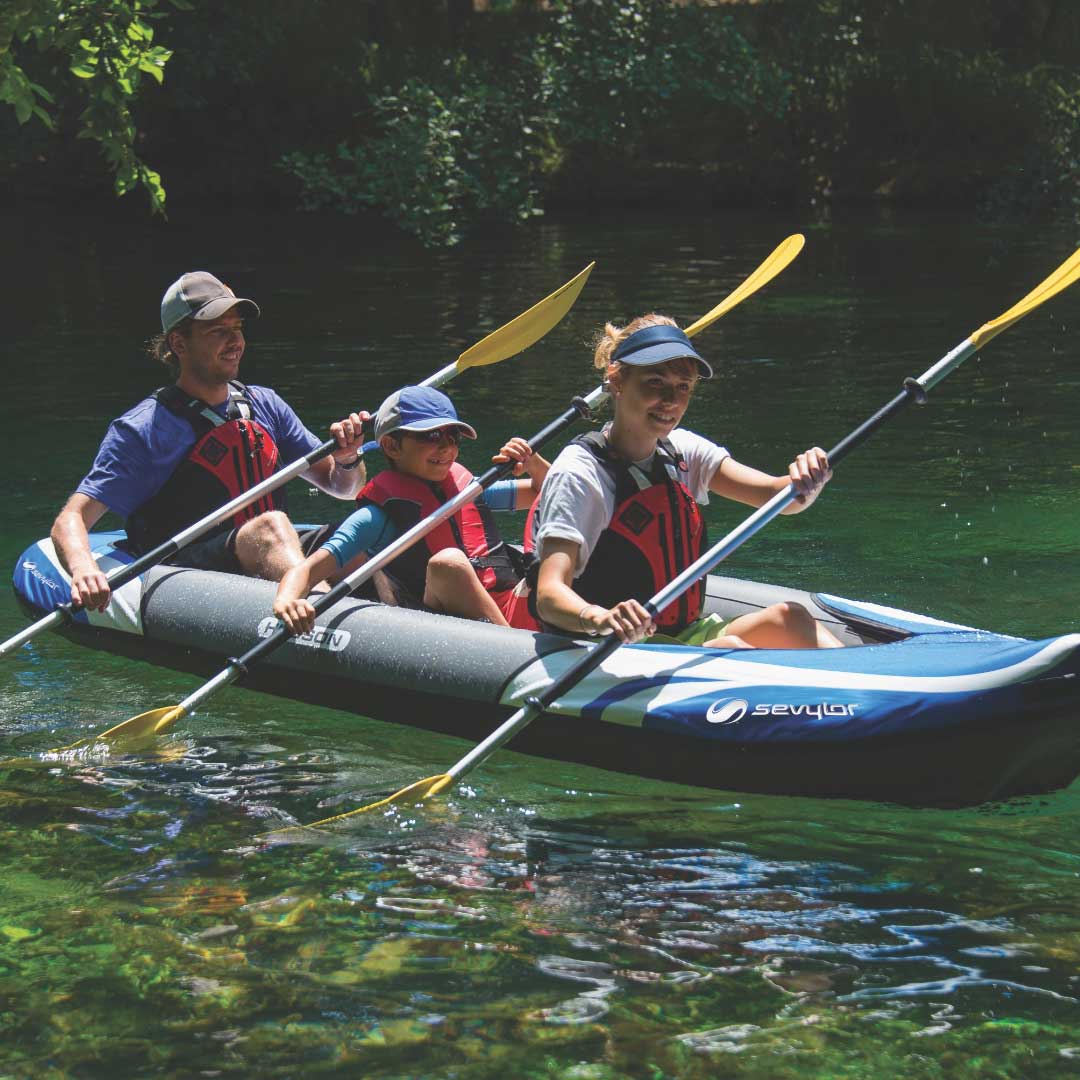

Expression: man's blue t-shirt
xmin=321 ymin=480 xmax=520 ymax=568
xmin=77 ymin=384 xmax=322 ymax=520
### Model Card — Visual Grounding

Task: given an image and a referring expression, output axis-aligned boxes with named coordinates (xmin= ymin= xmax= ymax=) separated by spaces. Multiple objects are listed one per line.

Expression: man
xmin=52 ymin=271 xmax=369 ymax=611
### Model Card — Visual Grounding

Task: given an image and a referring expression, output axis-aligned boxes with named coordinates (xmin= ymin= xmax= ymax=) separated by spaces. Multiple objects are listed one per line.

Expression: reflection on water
xmin=1 ymin=731 xmax=1079 ymax=1076
xmin=2 ymin=206 xmax=1080 ymax=1075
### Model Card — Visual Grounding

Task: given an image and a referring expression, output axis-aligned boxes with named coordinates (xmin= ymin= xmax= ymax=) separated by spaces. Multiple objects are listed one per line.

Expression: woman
xmin=532 ymin=315 xmax=843 ymax=648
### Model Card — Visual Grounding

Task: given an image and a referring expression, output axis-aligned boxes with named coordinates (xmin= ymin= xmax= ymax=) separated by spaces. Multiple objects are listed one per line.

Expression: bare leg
xmin=233 ymin=511 xmax=308 ymax=581
xmin=327 ymin=551 xmax=400 ymax=604
xmin=424 ymin=548 xmax=509 ymax=626
xmin=719 ymin=601 xmax=843 ymax=650
xmin=701 ymin=634 xmax=752 ymax=650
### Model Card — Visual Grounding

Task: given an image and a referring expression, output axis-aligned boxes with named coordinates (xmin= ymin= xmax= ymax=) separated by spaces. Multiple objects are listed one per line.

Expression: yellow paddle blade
xmin=96 ymin=704 xmax=187 ymax=743
xmin=302 ymin=773 xmax=455 ymax=829
xmin=456 ymin=263 xmax=595 ymax=370
xmin=683 ymin=234 xmax=805 ymax=338
xmin=969 ymin=246 xmax=1080 ymax=350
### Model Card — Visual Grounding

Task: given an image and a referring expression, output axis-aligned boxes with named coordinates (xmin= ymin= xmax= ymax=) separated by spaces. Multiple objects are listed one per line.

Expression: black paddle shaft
xmin=229 ymin=395 xmax=599 ymax=674
xmin=826 ymin=377 xmax=927 ymax=468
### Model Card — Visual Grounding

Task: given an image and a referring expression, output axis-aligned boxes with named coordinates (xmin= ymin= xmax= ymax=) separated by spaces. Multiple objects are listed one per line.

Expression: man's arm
xmin=51 ymin=493 xmax=111 ymax=610
xmin=302 ymin=411 xmax=369 ymax=499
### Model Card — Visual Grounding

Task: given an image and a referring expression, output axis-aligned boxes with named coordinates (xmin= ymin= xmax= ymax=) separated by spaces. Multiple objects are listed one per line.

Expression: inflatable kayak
xmin=12 ymin=531 xmax=1080 ymax=806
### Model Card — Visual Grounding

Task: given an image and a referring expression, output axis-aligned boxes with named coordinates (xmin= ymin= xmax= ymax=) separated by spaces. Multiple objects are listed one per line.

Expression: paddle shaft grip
xmin=825 ymin=378 xmax=926 ymax=469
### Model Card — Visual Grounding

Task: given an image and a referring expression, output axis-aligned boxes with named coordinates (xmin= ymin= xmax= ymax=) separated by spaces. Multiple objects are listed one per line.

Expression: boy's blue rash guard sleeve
xmin=321 ymin=504 xmax=399 ymax=568
xmin=320 ymin=481 xmax=521 ymax=568
xmin=481 ymin=479 xmax=519 ymax=511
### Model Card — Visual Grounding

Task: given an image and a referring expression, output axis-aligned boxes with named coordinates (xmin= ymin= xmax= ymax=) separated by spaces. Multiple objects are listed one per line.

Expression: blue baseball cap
xmin=373 ymin=386 xmax=478 ymax=440
xmin=612 ymin=324 xmax=713 ymax=378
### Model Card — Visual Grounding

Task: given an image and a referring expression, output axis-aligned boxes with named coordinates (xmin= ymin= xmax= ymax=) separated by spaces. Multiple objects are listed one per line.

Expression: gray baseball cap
xmin=161 ymin=271 xmax=260 ymax=333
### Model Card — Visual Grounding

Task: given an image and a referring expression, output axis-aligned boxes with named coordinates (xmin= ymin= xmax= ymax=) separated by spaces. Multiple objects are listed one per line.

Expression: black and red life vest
xmin=543 ymin=430 xmax=708 ymax=633
xmin=356 ymin=462 xmax=521 ymax=607
xmin=125 ymin=381 xmax=283 ymax=554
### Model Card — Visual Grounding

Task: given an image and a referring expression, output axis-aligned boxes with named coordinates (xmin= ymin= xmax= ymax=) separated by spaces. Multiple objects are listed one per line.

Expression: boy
xmin=273 ymin=386 xmax=547 ymax=633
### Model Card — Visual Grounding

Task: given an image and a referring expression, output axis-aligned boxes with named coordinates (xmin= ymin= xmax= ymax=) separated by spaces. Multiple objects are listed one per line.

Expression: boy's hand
xmin=273 ymin=596 xmax=317 ymax=636
xmin=492 ymin=436 xmax=533 ymax=476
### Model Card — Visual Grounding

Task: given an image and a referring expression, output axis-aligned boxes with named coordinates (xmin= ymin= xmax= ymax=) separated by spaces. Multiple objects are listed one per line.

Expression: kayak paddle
xmin=301 ymin=242 xmax=1080 ymax=826
xmin=2 ymin=263 xmax=594 ymax=663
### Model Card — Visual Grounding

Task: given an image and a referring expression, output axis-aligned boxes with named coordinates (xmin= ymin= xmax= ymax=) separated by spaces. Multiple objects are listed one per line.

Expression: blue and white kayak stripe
xmin=12 ymin=534 xmax=143 ymax=635
xmin=499 ymin=633 xmax=1080 ymax=741
xmin=815 ymin=593 xmax=998 ymax=637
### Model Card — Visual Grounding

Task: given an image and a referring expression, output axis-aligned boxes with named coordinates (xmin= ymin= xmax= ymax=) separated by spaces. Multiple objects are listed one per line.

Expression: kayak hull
xmin=12 ymin=532 xmax=1080 ymax=806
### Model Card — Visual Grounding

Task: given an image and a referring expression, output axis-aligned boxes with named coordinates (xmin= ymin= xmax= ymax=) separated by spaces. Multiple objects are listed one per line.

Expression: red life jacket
xmin=356 ymin=462 xmax=522 ymax=608
xmin=532 ymin=431 xmax=707 ymax=633
xmin=126 ymin=381 xmax=283 ymax=554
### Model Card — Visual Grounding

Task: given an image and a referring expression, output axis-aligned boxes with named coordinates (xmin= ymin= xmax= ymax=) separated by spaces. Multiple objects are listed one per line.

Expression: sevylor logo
xmin=706 ymin=698 xmax=749 ymax=724
xmin=21 ymin=561 xmax=60 ymax=592
xmin=258 ymin=617 xmax=350 ymax=652
xmin=706 ymin=697 xmax=859 ymax=724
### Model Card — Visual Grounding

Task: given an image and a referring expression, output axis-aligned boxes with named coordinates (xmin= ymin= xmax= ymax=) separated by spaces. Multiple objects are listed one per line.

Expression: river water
xmin=2 ymin=205 xmax=1079 ymax=1077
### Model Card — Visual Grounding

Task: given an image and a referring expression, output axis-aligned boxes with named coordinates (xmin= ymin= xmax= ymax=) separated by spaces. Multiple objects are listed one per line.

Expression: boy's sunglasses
xmin=403 ymin=427 xmax=463 ymax=446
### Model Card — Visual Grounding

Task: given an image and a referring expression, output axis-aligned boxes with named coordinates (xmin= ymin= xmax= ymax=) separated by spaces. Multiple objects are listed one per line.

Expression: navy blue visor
xmin=611 ymin=325 xmax=712 ymax=378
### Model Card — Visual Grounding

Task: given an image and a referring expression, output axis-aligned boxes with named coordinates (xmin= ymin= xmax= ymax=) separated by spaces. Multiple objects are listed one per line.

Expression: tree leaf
xmin=139 ymin=57 xmax=165 ymax=83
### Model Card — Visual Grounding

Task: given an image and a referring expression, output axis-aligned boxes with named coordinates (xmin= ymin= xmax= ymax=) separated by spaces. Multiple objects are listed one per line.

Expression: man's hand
xmin=70 ymin=563 xmax=112 ymax=611
xmin=329 ymin=411 xmax=371 ymax=464
xmin=52 ymin=494 xmax=111 ymax=610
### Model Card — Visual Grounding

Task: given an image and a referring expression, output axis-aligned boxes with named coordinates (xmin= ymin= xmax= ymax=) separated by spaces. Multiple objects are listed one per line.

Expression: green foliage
xmin=976 ymin=63 xmax=1080 ymax=220
xmin=4 ymin=0 xmax=1079 ymax=238
xmin=281 ymin=73 xmax=545 ymax=248
xmin=281 ymin=0 xmax=784 ymax=246
xmin=762 ymin=3 xmax=1080 ymax=216
xmin=531 ymin=0 xmax=789 ymax=151
xmin=0 ymin=0 xmax=179 ymax=212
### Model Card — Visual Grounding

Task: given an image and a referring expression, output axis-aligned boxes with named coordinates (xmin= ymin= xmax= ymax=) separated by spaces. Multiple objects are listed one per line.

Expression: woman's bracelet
xmin=577 ymin=603 xmax=601 ymax=636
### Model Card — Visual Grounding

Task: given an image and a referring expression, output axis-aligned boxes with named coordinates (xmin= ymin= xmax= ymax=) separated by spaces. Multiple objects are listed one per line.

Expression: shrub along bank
xmin=4 ymin=0 xmax=1078 ymax=245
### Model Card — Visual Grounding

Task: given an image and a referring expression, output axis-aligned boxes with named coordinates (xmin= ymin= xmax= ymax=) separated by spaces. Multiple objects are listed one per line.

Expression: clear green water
xmin=2 ymin=206 xmax=1080 ymax=1077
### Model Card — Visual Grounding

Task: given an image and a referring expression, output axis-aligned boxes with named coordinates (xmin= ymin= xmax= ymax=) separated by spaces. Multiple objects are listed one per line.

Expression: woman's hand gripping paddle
xmin=3 ymin=264 xmax=595 ymax=666
xmin=301 ymin=242 xmax=1080 ymax=829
